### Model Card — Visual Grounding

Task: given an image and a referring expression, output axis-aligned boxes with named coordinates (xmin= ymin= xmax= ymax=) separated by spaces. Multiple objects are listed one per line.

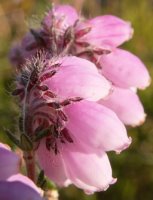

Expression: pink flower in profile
xmin=15 ymin=55 xmax=131 ymax=194
xmin=10 ymin=3 xmax=150 ymax=194
xmin=100 ymin=48 xmax=150 ymax=90
xmin=42 ymin=5 xmax=133 ymax=55
xmin=100 ymin=87 xmax=146 ymax=127
xmin=73 ymin=15 xmax=133 ymax=53
xmin=0 ymin=143 xmax=43 ymax=200
xmin=98 ymin=48 xmax=151 ymax=126
xmin=40 ymin=5 xmax=150 ymax=127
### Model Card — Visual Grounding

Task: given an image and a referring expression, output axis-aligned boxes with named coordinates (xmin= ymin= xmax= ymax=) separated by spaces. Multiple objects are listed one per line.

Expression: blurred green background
xmin=0 ymin=0 xmax=153 ymax=199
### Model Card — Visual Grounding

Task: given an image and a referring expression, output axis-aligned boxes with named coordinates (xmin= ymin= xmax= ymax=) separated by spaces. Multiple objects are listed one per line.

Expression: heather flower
xmin=0 ymin=143 xmax=43 ymax=200
xmin=9 ymin=4 xmax=150 ymax=127
xmin=73 ymin=15 xmax=133 ymax=55
xmin=14 ymin=54 xmax=131 ymax=194
xmin=9 ymin=3 xmax=151 ymax=195
xmin=100 ymin=48 xmax=150 ymax=89
xmin=42 ymin=5 xmax=133 ymax=52
xmin=40 ymin=5 xmax=150 ymax=127
xmin=100 ymin=87 xmax=146 ymax=126
xmin=9 ymin=5 xmax=133 ymax=69
xmin=96 ymin=48 xmax=151 ymax=126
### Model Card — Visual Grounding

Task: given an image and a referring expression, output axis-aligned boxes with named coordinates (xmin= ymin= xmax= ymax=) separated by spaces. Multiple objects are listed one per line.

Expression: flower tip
xmin=84 ymin=178 xmax=117 ymax=195
xmin=103 ymin=177 xmax=117 ymax=191
xmin=131 ymin=113 xmax=147 ymax=127
xmin=111 ymin=178 xmax=117 ymax=185
xmin=63 ymin=179 xmax=71 ymax=187
xmin=126 ymin=21 xmax=134 ymax=40
xmin=129 ymin=26 xmax=134 ymax=40
xmin=115 ymin=137 xmax=132 ymax=154
xmin=103 ymin=185 xmax=109 ymax=191
xmin=136 ymin=71 xmax=151 ymax=90
xmin=102 ymin=82 xmax=114 ymax=100
xmin=141 ymin=76 xmax=152 ymax=90
xmin=84 ymin=190 xmax=94 ymax=195
xmin=0 ymin=143 xmax=11 ymax=150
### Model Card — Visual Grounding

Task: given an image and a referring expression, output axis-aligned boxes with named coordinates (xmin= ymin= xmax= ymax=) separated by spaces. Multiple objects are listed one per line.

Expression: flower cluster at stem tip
xmin=2 ymin=3 xmax=151 ymax=199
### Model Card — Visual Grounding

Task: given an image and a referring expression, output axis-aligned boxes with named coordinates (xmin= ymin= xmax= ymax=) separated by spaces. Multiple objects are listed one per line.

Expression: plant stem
xmin=24 ymin=151 xmax=36 ymax=182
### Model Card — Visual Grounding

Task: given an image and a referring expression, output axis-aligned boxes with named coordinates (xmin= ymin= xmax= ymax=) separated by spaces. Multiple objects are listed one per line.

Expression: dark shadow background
xmin=0 ymin=0 xmax=153 ymax=199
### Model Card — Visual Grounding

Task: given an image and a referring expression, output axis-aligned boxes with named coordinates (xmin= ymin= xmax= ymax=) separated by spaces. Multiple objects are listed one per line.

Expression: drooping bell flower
xmin=73 ymin=15 xmax=133 ymax=55
xmin=0 ymin=143 xmax=43 ymax=200
xmin=100 ymin=86 xmax=146 ymax=127
xmin=100 ymin=48 xmax=151 ymax=89
xmin=42 ymin=5 xmax=133 ymax=55
xmin=42 ymin=5 xmax=150 ymax=127
xmin=9 ymin=5 xmax=133 ymax=68
xmin=14 ymin=54 xmax=131 ymax=193
xmin=97 ymin=48 xmax=150 ymax=126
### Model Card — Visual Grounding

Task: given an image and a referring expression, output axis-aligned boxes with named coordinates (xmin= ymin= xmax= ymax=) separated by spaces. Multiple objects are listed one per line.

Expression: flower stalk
xmin=23 ymin=150 xmax=36 ymax=182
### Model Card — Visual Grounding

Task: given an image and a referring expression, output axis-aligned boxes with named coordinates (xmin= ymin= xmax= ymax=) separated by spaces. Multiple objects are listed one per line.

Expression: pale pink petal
xmin=7 ymin=174 xmax=41 ymax=195
xmin=0 ymin=143 xmax=11 ymax=150
xmin=64 ymin=100 xmax=131 ymax=153
xmin=100 ymin=87 xmax=146 ymax=126
xmin=43 ymin=5 xmax=78 ymax=29
xmin=76 ymin=15 xmax=133 ymax=48
xmin=37 ymin=139 xmax=71 ymax=187
xmin=0 ymin=143 xmax=20 ymax=180
xmin=60 ymin=141 xmax=116 ymax=194
xmin=101 ymin=48 xmax=151 ymax=89
xmin=0 ymin=181 xmax=43 ymax=200
xmin=44 ymin=56 xmax=111 ymax=101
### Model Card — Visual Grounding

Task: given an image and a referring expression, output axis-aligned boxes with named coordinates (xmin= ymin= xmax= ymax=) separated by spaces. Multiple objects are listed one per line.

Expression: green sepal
xmin=37 ymin=170 xmax=47 ymax=190
xmin=34 ymin=127 xmax=51 ymax=142
xmin=20 ymin=133 xmax=33 ymax=151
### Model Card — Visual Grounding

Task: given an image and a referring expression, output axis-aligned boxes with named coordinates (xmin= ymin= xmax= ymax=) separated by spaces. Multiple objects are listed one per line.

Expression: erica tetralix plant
xmin=13 ymin=53 xmax=131 ymax=194
xmin=10 ymin=4 xmax=150 ymax=127
xmin=8 ymin=2 xmax=151 ymax=198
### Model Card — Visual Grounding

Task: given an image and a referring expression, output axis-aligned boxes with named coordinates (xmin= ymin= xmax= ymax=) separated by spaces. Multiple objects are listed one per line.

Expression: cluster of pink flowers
xmin=8 ymin=4 xmax=150 ymax=196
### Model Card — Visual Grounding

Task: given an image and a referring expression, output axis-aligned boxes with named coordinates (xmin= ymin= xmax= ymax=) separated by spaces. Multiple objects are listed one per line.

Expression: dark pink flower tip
xmin=43 ymin=5 xmax=78 ymax=30
xmin=0 ymin=143 xmax=20 ymax=180
xmin=0 ymin=180 xmax=43 ymax=200
xmin=75 ymin=15 xmax=133 ymax=49
xmin=100 ymin=87 xmax=146 ymax=127
xmin=100 ymin=48 xmax=151 ymax=89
